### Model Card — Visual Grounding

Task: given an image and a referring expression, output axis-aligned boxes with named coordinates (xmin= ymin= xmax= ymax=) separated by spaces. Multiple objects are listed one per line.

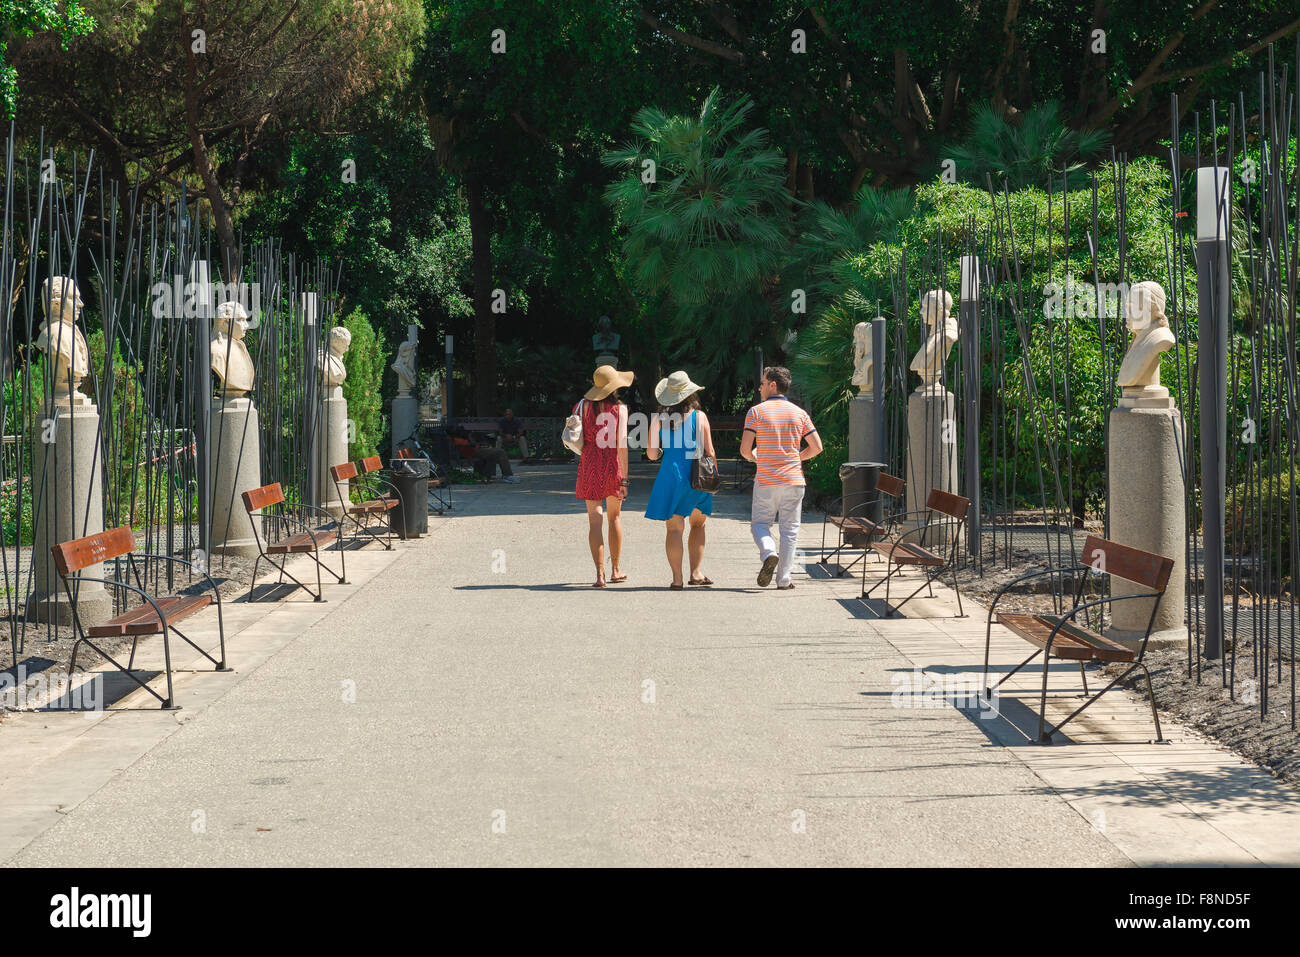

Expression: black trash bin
xmin=388 ymin=458 xmax=430 ymax=539
xmin=839 ymin=461 xmax=886 ymax=526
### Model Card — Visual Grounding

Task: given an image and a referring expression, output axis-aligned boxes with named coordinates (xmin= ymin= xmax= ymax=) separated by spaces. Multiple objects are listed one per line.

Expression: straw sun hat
xmin=584 ymin=364 xmax=635 ymax=400
xmin=654 ymin=370 xmax=704 ymax=406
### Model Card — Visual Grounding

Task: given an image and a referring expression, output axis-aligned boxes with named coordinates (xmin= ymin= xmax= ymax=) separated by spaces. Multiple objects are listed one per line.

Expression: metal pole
xmin=871 ymin=316 xmax=886 ymax=463
xmin=303 ymin=292 xmax=320 ymax=509
xmin=445 ymin=334 xmax=454 ymax=428
xmin=960 ymin=255 xmax=981 ymax=558
xmin=1197 ymin=167 xmax=1230 ymax=660
xmin=191 ymin=259 xmax=212 ymax=559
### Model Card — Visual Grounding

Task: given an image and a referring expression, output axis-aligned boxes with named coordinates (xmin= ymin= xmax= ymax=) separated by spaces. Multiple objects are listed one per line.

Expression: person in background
xmin=644 ymin=371 xmax=716 ymax=589
xmin=496 ymin=408 xmax=529 ymax=460
xmin=574 ymin=365 xmax=633 ymax=587
xmin=450 ymin=426 xmax=519 ymax=483
xmin=740 ymin=366 xmax=823 ymax=590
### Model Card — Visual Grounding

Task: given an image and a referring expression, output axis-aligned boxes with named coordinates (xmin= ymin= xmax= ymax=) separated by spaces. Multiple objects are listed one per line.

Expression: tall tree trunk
xmin=465 ymin=172 xmax=497 ymax=415
xmin=182 ymin=19 xmax=240 ymax=277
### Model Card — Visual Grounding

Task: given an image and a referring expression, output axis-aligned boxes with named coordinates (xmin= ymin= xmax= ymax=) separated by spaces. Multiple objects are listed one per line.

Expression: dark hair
xmin=764 ymin=365 xmax=792 ymax=393
xmin=658 ymin=392 xmax=701 ymax=421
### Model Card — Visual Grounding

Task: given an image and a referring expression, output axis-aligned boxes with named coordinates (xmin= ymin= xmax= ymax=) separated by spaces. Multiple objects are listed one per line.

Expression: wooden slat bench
xmin=242 ymin=482 xmax=347 ymax=602
xmin=52 ymin=526 xmax=229 ymax=710
xmin=330 ymin=457 xmax=398 ymax=550
xmin=982 ymin=534 xmax=1173 ymax=743
xmin=861 ymin=487 xmax=971 ymax=617
xmin=821 ymin=471 xmax=906 ymax=576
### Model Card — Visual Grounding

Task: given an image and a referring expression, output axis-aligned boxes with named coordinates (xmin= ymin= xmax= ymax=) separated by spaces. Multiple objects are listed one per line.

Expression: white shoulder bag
xmin=562 ymin=400 xmax=585 ymax=455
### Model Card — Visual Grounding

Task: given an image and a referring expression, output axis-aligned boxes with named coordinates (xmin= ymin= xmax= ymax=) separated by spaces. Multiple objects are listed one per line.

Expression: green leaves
xmin=946 ymin=101 xmax=1112 ymax=191
xmin=0 ymin=0 xmax=96 ymax=117
xmin=603 ymin=88 xmax=792 ymax=396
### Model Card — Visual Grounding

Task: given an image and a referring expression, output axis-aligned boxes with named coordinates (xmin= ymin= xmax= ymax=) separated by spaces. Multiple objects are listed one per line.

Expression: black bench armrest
xmin=292 ymin=502 xmax=343 ymax=527
xmin=882 ymin=509 xmax=956 ymax=546
xmin=264 ymin=507 xmax=329 ymax=544
xmin=130 ymin=552 xmax=224 ymax=609
xmin=986 ymin=565 xmax=1090 ymax=627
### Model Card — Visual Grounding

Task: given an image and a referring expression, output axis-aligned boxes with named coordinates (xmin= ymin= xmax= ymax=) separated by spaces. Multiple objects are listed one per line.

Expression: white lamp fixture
xmin=1196 ymin=166 xmax=1230 ymax=242
xmin=960 ymin=255 xmax=980 ymax=302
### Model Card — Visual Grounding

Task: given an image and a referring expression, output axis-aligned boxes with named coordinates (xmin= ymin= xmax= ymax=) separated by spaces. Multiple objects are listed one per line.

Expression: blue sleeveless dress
xmin=645 ymin=410 xmax=714 ymax=520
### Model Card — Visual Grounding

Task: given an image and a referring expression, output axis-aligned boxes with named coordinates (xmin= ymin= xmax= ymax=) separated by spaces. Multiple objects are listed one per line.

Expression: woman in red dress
xmin=574 ymin=365 xmax=633 ymax=587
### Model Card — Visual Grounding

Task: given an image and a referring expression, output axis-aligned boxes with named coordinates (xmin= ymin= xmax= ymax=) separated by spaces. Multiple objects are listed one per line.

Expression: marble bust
xmin=851 ymin=321 xmax=875 ymax=394
xmin=1116 ymin=281 xmax=1176 ymax=407
xmin=35 ymin=276 xmax=91 ymax=399
xmin=909 ymin=289 xmax=958 ymax=391
xmin=392 ymin=341 xmax=417 ymax=396
xmin=592 ymin=315 xmax=620 ymax=364
xmin=210 ymin=300 xmax=255 ymax=398
xmin=319 ymin=326 xmax=351 ymax=388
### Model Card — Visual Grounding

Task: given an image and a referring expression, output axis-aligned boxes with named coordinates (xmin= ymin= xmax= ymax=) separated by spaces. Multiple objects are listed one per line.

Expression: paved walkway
xmin=1 ymin=463 xmax=1297 ymax=866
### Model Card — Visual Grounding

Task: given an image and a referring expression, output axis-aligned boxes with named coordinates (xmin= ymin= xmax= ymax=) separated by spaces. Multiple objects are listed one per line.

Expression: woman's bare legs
xmin=585 ymin=500 xmax=606 ymax=586
xmin=606 ymin=495 xmax=625 ymax=579
xmin=687 ymin=509 xmax=707 ymax=580
xmin=665 ymin=515 xmax=685 ymax=587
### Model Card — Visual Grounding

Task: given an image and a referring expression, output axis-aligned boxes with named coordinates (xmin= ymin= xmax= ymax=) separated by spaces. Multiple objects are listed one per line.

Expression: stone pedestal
xmin=210 ymin=396 xmax=262 ymax=558
xmin=905 ymin=386 xmax=958 ymax=545
xmin=391 ymin=394 xmax=419 ymax=458
xmin=1106 ymin=401 xmax=1187 ymax=646
xmin=849 ymin=395 xmax=881 ymax=464
xmin=316 ymin=386 xmax=349 ymax=517
xmin=26 ymin=394 xmax=112 ymax=626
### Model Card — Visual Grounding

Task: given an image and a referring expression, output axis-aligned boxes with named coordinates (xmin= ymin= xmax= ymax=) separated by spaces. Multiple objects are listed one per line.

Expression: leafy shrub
xmin=340 ymin=307 xmax=387 ymax=460
xmin=1227 ymin=460 xmax=1299 ymax=584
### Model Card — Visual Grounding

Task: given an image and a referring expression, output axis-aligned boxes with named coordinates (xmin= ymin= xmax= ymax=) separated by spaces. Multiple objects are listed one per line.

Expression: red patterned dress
xmin=574 ymin=399 xmax=624 ymax=501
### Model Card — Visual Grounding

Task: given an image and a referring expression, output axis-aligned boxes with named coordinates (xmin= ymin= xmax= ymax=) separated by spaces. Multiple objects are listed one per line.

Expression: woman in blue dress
xmin=645 ymin=371 xmax=717 ymax=589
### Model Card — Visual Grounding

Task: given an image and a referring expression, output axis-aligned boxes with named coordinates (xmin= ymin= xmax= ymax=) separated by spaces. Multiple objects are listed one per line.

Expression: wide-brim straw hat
xmin=655 ymin=370 xmax=704 ymax=406
xmin=585 ymin=364 xmax=635 ymax=400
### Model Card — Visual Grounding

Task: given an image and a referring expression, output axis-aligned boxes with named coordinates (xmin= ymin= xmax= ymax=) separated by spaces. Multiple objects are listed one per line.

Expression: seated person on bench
xmin=496 ymin=408 xmax=529 ymax=460
xmin=450 ymin=426 xmax=518 ymax=483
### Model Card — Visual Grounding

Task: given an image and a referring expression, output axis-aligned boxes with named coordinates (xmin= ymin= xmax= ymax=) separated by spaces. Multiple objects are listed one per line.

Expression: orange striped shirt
xmin=743 ymin=396 xmax=817 ymax=487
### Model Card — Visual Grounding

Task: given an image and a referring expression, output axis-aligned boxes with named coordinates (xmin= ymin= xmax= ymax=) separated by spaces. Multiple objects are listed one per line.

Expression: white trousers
xmin=751 ymin=484 xmax=805 ymax=587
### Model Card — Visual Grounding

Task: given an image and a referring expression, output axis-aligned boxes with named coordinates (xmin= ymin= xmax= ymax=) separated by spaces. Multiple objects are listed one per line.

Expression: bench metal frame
xmin=820 ymin=475 xmax=905 ymax=576
xmin=244 ymin=487 xmax=347 ymax=603
xmin=55 ymin=540 xmax=229 ymax=710
xmin=330 ymin=460 xmax=399 ymax=551
xmin=860 ymin=490 xmax=969 ymax=618
xmin=982 ymin=560 xmax=1168 ymax=744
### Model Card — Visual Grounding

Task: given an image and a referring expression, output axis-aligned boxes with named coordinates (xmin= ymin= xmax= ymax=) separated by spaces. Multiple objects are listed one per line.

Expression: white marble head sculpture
xmin=851 ymin=321 xmax=874 ymax=393
xmin=392 ymin=341 xmax=418 ymax=395
xmin=1117 ymin=281 xmax=1176 ymax=398
xmin=211 ymin=300 xmax=255 ymax=397
xmin=320 ymin=326 xmax=351 ymax=388
xmin=910 ymin=288 xmax=959 ymax=390
xmin=36 ymin=275 xmax=90 ymax=396
xmin=215 ymin=300 xmax=251 ymax=338
xmin=1125 ymin=281 xmax=1168 ymax=332
xmin=328 ymin=326 xmax=351 ymax=356
xmin=919 ymin=289 xmax=953 ymax=327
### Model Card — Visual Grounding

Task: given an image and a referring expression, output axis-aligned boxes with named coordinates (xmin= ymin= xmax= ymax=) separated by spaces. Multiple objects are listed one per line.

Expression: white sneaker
xmin=503 ymin=475 xmax=521 ymax=484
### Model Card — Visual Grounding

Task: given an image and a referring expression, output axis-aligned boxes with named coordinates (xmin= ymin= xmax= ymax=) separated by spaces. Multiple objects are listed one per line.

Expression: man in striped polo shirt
xmin=739 ymin=366 xmax=823 ymax=589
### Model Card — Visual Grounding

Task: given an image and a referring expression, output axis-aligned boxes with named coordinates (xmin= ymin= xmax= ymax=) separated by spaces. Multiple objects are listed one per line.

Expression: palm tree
xmin=602 ymin=88 xmax=792 ymax=401
xmin=947 ymin=101 xmax=1111 ymax=191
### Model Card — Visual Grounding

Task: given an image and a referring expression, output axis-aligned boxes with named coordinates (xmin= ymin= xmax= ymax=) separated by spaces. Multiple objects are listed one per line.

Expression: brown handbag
xmin=688 ymin=409 xmax=720 ymax=491
xmin=691 ymin=453 xmax=721 ymax=492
